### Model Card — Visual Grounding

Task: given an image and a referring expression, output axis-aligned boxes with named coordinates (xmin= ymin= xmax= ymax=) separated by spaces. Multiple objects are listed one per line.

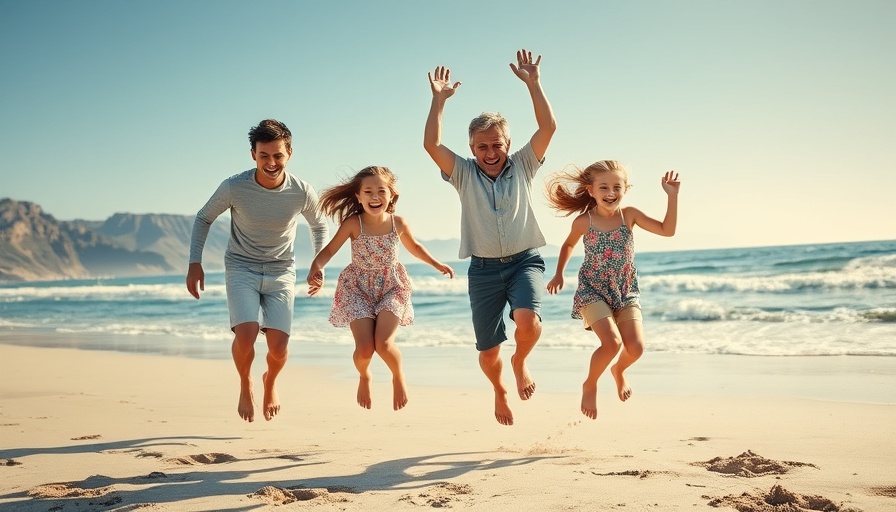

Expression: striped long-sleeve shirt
xmin=189 ymin=169 xmax=329 ymax=268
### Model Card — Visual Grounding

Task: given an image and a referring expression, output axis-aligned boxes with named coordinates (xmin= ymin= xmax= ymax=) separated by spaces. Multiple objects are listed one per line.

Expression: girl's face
xmin=356 ymin=175 xmax=394 ymax=216
xmin=586 ymin=170 xmax=628 ymax=212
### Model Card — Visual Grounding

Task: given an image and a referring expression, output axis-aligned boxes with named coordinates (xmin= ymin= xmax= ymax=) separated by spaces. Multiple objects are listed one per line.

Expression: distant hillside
xmin=62 ymin=219 xmax=173 ymax=277
xmin=0 ymin=199 xmax=87 ymax=281
xmin=89 ymin=212 xmax=230 ymax=271
xmin=0 ymin=197 xmax=556 ymax=282
xmin=0 ymin=199 xmax=229 ymax=282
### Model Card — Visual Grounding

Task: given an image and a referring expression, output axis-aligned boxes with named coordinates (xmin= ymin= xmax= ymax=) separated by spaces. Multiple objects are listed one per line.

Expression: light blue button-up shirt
xmin=442 ymin=142 xmax=546 ymax=259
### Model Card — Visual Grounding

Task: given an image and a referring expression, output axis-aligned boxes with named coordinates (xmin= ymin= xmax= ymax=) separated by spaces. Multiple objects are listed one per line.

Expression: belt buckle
xmin=499 ymin=255 xmax=513 ymax=263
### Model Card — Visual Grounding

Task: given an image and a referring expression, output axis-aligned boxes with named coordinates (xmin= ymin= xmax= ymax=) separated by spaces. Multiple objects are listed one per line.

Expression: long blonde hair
xmin=319 ymin=166 xmax=400 ymax=222
xmin=545 ymin=160 xmax=630 ymax=216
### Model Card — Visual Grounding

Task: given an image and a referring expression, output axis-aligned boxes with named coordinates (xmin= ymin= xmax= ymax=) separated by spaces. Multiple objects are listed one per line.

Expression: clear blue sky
xmin=2 ymin=0 xmax=894 ymax=253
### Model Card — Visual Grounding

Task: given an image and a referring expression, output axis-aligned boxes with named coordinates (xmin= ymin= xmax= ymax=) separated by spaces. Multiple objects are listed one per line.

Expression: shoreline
xmin=2 ymin=331 xmax=896 ymax=405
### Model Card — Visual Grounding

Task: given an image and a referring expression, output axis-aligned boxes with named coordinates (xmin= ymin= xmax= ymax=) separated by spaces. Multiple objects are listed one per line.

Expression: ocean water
xmin=1 ymin=239 xmax=894 ymax=363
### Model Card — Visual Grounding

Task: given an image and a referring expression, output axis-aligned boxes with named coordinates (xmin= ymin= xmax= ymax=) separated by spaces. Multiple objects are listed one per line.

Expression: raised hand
xmin=427 ymin=66 xmax=461 ymax=100
xmin=661 ymin=171 xmax=681 ymax=196
xmin=509 ymin=48 xmax=542 ymax=84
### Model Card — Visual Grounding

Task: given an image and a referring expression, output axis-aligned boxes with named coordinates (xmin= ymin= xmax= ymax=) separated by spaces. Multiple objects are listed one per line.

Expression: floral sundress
xmin=329 ymin=215 xmax=414 ymax=327
xmin=571 ymin=209 xmax=640 ymax=320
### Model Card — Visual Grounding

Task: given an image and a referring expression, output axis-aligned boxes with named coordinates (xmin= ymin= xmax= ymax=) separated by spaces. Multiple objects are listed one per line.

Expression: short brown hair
xmin=248 ymin=119 xmax=292 ymax=152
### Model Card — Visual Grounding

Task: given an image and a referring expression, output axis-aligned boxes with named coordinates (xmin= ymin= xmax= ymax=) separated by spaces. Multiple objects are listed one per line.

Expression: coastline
xmin=3 ymin=330 xmax=895 ymax=404
xmin=1 ymin=337 xmax=894 ymax=511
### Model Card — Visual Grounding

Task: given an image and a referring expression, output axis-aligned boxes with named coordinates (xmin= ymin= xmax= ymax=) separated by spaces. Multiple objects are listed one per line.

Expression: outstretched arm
xmin=306 ymin=219 xmax=354 ymax=296
xmin=510 ymin=49 xmax=557 ymax=162
xmin=546 ymin=214 xmax=588 ymax=294
xmin=629 ymin=171 xmax=680 ymax=237
xmin=424 ymin=65 xmax=462 ymax=177
xmin=397 ymin=216 xmax=454 ymax=278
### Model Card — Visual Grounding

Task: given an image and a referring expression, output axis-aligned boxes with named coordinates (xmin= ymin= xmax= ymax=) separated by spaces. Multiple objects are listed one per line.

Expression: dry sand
xmin=1 ymin=342 xmax=894 ymax=511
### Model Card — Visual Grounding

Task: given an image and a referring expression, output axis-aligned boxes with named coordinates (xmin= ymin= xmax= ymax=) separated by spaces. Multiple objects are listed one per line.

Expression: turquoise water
xmin=1 ymin=239 xmax=895 ymax=359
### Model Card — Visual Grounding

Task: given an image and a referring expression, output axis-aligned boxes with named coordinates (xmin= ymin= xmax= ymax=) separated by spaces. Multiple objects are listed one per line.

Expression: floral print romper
xmin=329 ymin=215 xmax=414 ymax=327
xmin=571 ymin=209 xmax=640 ymax=321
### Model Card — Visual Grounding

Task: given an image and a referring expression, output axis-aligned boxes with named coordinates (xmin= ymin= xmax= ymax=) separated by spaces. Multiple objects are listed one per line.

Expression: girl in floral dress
xmin=307 ymin=166 xmax=454 ymax=410
xmin=545 ymin=161 xmax=680 ymax=419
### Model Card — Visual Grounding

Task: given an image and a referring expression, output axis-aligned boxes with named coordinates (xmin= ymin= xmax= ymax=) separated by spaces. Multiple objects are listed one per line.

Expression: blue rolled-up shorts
xmin=467 ymin=248 xmax=545 ymax=351
xmin=225 ymin=262 xmax=295 ymax=335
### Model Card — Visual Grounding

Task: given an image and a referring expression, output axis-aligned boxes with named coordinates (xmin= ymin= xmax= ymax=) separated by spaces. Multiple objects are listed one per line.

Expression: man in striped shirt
xmin=186 ymin=119 xmax=328 ymax=422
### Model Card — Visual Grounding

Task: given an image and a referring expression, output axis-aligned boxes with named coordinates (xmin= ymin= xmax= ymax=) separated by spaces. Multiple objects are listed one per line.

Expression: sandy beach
xmin=1 ymin=340 xmax=895 ymax=511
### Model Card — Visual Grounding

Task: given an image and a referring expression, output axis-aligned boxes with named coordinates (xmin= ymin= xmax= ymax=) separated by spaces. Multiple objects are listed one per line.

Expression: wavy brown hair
xmin=545 ymin=160 xmax=630 ymax=216
xmin=319 ymin=166 xmax=400 ymax=222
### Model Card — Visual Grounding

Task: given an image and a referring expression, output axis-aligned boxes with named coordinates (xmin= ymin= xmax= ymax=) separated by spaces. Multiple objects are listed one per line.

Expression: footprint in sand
xmin=869 ymin=485 xmax=896 ymax=498
xmin=708 ymin=484 xmax=857 ymax=511
xmin=165 ymin=453 xmax=237 ymax=465
xmin=70 ymin=434 xmax=102 ymax=440
xmin=693 ymin=450 xmax=817 ymax=477
xmin=399 ymin=482 xmax=474 ymax=507
xmin=28 ymin=482 xmax=113 ymax=499
xmin=135 ymin=450 xmax=164 ymax=459
xmin=249 ymin=485 xmax=353 ymax=505
xmin=590 ymin=469 xmax=678 ymax=478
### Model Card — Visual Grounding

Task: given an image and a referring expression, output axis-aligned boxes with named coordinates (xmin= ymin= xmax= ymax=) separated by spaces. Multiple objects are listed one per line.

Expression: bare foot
xmin=392 ymin=374 xmax=408 ymax=411
xmin=238 ymin=379 xmax=255 ymax=422
xmin=610 ymin=364 xmax=632 ymax=401
xmin=494 ymin=390 xmax=514 ymax=426
xmin=357 ymin=374 xmax=372 ymax=409
xmin=262 ymin=372 xmax=280 ymax=421
xmin=510 ymin=354 xmax=536 ymax=400
xmin=581 ymin=382 xmax=598 ymax=419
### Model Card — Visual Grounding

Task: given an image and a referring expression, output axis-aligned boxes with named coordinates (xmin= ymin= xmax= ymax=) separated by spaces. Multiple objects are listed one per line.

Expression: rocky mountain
xmin=0 ymin=199 xmax=87 ymax=281
xmin=0 ymin=199 xmax=229 ymax=282
xmin=0 ymin=198 xmax=556 ymax=282
xmin=86 ymin=212 xmax=230 ymax=272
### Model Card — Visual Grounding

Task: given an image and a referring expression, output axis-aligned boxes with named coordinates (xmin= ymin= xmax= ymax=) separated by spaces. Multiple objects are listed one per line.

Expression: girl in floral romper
xmin=307 ymin=166 xmax=454 ymax=411
xmin=545 ymin=160 xmax=680 ymax=419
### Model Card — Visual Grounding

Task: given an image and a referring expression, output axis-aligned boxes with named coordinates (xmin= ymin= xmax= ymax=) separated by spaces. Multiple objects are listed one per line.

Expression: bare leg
xmin=349 ymin=319 xmax=376 ymax=409
xmin=232 ymin=322 xmax=260 ymax=422
xmin=611 ymin=319 xmax=645 ymax=402
xmin=262 ymin=328 xmax=289 ymax=421
xmin=580 ymin=318 xmax=622 ymax=420
xmin=372 ymin=312 xmax=407 ymax=411
xmin=479 ymin=345 xmax=513 ymax=425
xmin=510 ymin=308 xmax=540 ymax=400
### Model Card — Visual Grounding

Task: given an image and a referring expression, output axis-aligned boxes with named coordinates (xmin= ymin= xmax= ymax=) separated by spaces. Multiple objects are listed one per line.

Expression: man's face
xmin=251 ymin=140 xmax=292 ymax=189
xmin=469 ymin=126 xmax=510 ymax=176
